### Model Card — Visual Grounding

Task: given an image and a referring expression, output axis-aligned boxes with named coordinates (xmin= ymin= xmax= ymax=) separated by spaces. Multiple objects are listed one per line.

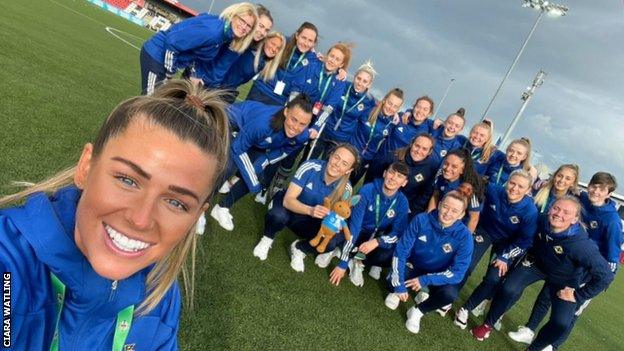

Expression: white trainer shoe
xmin=384 ymin=293 xmax=400 ymax=310
xmin=507 ymin=325 xmax=535 ymax=345
xmin=210 ymin=204 xmax=234 ymax=231
xmin=315 ymin=248 xmax=338 ymax=268
xmin=348 ymin=260 xmax=365 ymax=287
xmin=218 ymin=181 xmax=231 ymax=194
xmin=254 ymin=190 xmax=267 ymax=204
xmin=405 ymin=307 xmax=424 ymax=334
xmin=253 ymin=236 xmax=273 ymax=261
xmin=494 ymin=316 xmax=503 ymax=331
xmin=368 ymin=266 xmax=382 ymax=280
xmin=471 ymin=299 xmax=490 ymax=317
xmin=436 ymin=303 xmax=452 ymax=317
xmin=195 ymin=213 xmax=207 ymax=235
xmin=290 ymin=240 xmax=306 ymax=272
xmin=541 ymin=346 xmax=553 ymax=351
xmin=454 ymin=307 xmax=469 ymax=330
xmin=414 ymin=291 xmax=430 ymax=305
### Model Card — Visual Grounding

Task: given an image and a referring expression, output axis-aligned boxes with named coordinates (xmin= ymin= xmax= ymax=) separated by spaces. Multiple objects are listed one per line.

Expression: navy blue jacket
xmin=222 ymin=47 xmax=266 ymax=89
xmin=530 ymin=216 xmax=614 ymax=302
xmin=391 ymin=211 xmax=473 ymax=293
xmin=337 ymin=179 xmax=409 ymax=269
xmin=317 ymin=83 xmax=376 ymax=142
xmin=350 ymin=112 xmax=397 ymax=161
xmin=465 ymin=143 xmax=499 ymax=176
xmin=143 ymin=13 xmax=233 ymax=74
xmin=0 ymin=187 xmax=180 ymax=350
xmin=290 ymin=159 xmax=352 ymax=207
xmin=291 ymin=59 xmax=346 ymax=109
xmin=380 ymin=111 xmax=434 ymax=154
xmin=485 ymin=150 xmax=520 ymax=186
xmin=430 ymin=128 xmax=468 ymax=166
xmin=479 ymin=183 xmax=538 ymax=263
xmin=579 ymin=191 xmax=622 ymax=272
xmin=195 ymin=44 xmax=242 ymax=88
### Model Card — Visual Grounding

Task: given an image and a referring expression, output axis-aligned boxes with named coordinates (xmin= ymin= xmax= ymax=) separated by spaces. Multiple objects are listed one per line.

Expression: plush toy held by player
xmin=309 ymin=191 xmax=360 ymax=253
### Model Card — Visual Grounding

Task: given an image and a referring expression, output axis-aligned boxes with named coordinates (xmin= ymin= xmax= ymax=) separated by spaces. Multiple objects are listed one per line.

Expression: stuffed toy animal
xmin=309 ymin=191 xmax=360 ymax=253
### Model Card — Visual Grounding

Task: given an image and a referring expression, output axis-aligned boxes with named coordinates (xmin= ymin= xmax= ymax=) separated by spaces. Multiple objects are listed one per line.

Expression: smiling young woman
xmin=0 ymin=80 xmax=230 ymax=349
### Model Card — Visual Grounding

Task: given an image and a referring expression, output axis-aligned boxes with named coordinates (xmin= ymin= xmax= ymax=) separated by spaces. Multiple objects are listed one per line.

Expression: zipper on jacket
xmin=108 ymin=280 xmax=118 ymax=302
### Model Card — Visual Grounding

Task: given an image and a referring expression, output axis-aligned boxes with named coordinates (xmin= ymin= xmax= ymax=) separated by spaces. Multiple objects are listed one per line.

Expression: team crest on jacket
xmin=522 ymin=258 xmax=532 ymax=267
xmin=123 ymin=344 xmax=136 ymax=351
xmin=383 ymin=129 xmax=389 ymax=136
xmin=475 ymin=235 xmax=484 ymax=243
xmin=554 ymin=245 xmax=564 ymax=254
xmin=357 ymin=103 xmax=364 ymax=111
xmin=440 ymin=150 xmax=448 ymax=157
xmin=302 ymin=58 xmax=309 ymax=66
xmin=590 ymin=221 xmax=598 ymax=229
xmin=415 ymin=173 xmax=424 ymax=182
xmin=509 ymin=216 xmax=519 ymax=224
xmin=442 ymin=243 xmax=453 ymax=253
xmin=387 ymin=209 xmax=396 ymax=218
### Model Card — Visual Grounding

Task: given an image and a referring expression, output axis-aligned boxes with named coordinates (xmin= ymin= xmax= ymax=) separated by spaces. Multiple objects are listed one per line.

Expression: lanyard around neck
xmin=223 ymin=21 xmax=231 ymax=35
xmin=374 ymin=194 xmax=397 ymax=231
xmin=364 ymin=116 xmax=392 ymax=153
xmin=317 ymin=69 xmax=333 ymax=102
xmin=49 ymin=272 xmax=135 ymax=351
xmin=287 ymin=47 xmax=305 ymax=70
xmin=334 ymin=85 xmax=367 ymax=131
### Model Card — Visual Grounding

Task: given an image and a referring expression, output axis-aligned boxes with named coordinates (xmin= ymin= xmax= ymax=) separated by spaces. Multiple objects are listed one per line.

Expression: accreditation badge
xmin=509 ymin=216 xmax=519 ymax=224
xmin=383 ymin=129 xmax=389 ymax=136
xmin=415 ymin=173 xmax=424 ymax=182
xmin=554 ymin=245 xmax=564 ymax=254
xmin=357 ymin=103 xmax=364 ymax=111
xmin=590 ymin=221 xmax=598 ymax=229
xmin=123 ymin=345 xmax=136 ymax=351
xmin=387 ymin=209 xmax=396 ymax=218
xmin=302 ymin=58 xmax=308 ymax=66
xmin=442 ymin=243 xmax=453 ymax=253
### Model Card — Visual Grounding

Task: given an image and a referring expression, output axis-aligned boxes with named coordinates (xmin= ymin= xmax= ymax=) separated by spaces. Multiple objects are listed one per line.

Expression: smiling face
xmin=506 ymin=142 xmax=529 ymax=166
xmin=382 ymin=94 xmax=403 ymax=116
xmin=324 ymin=47 xmax=346 ymax=73
xmin=469 ymin=125 xmax=490 ymax=148
xmin=548 ymin=198 xmax=579 ymax=233
xmin=382 ymin=167 xmax=408 ymax=193
xmin=326 ymin=147 xmax=356 ymax=180
xmin=409 ymin=136 xmax=433 ymax=162
xmin=443 ymin=115 xmax=464 ymax=138
xmin=253 ymin=14 xmax=272 ymax=42
xmin=587 ymin=183 xmax=611 ymax=206
xmin=232 ymin=13 xmax=255 ymax=38
xmin=506 ymin=174 xmax=531 ymax=203
xmin=263 ymin=36 xmax=283 ymax=59
xmin=283 ymin=105 xmax=312 ymax=138
xmin=73 ymin=118 xmax=217 ymax=280
xmin=295 ymin=28 xmax=317 ymax=53
xmin=412 ymin=99 xmax=432 ymax=123
xmin=353 ymin=70 xmax=372 ymax=93
xmin=553 ymin=167 xmax=577 ymax=194
xmin=442 ymin=154 xmax=465 ymax=182
xmin=438 ymin=196 xmax=466 ymax=227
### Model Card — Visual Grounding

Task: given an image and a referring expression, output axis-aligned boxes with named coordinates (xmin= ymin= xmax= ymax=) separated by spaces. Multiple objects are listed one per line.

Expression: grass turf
xmin=1 ymin=1 xmax=622 ymax=350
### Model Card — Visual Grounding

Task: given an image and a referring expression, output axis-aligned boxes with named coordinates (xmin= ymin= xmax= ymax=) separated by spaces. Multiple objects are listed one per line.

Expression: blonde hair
xmin=0 ymin=80 xmax=231 ymax=315
xmin=356 ymin=60 xmax=377 ymax=81
xmin=507 ymin=137 xmax=533 ymax=172
xmin=220 ymin=2 xmax=259 ymax=53
xmin=255 ymin=31 xmax=286 ymax=82
xmin=470 ymin=119 xmax=495 ymax=163
xmin=367 ymin=88 xmax=404 ymax=125
xmin=534 ymin=164 xmax=580 ymax=211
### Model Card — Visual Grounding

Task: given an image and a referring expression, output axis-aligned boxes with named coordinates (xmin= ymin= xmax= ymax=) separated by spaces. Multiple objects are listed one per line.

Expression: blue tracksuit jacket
xmin=350 ymin=112 xmax=396 ymax=161
xmin=290 ymin=159 xmax=352 ymax=207
xmin=380 ymin=111 xmax=434 ymax=154
xmin=485 ymin=150 xmax=521 ymax=185
xmin=195 ymin=44 xmax=242 ymax=88
xmin=391 ymin=211 xmax=473 ymax=293
xmin=479 ymin=183 xmax=538 ymax=264
xmin=579 ymin=191 xmax=622 ymax=272
xmin=142 ymin=13 xmax=233 ymax=74
xmin=222 ymin=48 xmax=266 ymax=89
xmin=228 ymin=101 xmax=310 ymax=193
xmin=337 ymin=179 xmax=409 ymax=269
xmin=430 ymin=128 xmax=468 ymax=166
xmin=0 ymin=186 xmax=180 ymax=350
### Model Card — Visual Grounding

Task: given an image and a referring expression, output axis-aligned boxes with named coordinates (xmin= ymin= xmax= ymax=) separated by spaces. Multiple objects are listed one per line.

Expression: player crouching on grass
xmin=470 ymin=196 xmax=614 ymax=350
xmin=385 ymin=191 xmax=474 ymax=334
xmin=325 ymin=161 xmax=410 ymax=287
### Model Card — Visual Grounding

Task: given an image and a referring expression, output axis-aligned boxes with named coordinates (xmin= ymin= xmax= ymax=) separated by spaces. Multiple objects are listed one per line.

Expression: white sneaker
xmin=508 ymin=325 xmax=535 ymax=345
xmin=195 ymin=213 xmax=207 ymax=235
xmin=384 ymin=293 xmax=400 ymax=310
xmin=253 ymin=236 xmax=273 ymax=261
xmin=368 ymin=266 xmax=382 ymax=280
xmin=454 ymin=307 xmax=469 ymax=330
xmin=348 ymin=260 xmax=364 ymax=287
xmin=436 ymin=304 xmax=452 ymax=317
xmin=315 ymin=248 xmax=338 ymax=268
xmin=494 ymin=316 xmax=503 ymax=331
xmin=210 ymin=204 xmax=234 ymax=231
xmin=471 ymin=299 xmax=490 ymax=317
xmin=290 ymin=240 xmax=306 ymax=272
xmin=254 ymin=190 xmax=267 ymax=204
xmin=414 ymin=291 xmax=430 ymax=305
xmin=405 ymin=307 xmax=424 ymax=334
xmin=218 ymin=181 xmax=231 ymax=194
xmin=541 ymin=346 xmax=553 ymax=351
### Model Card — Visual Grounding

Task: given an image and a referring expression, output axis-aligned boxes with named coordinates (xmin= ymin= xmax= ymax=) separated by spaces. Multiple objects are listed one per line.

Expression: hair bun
xmin=457 ymin=182 xmax=474 ymax=198
xmin=456 ymin=107 xmax=466 ymax=117
xmin=185 ymin=94 xmax=205 ymax=109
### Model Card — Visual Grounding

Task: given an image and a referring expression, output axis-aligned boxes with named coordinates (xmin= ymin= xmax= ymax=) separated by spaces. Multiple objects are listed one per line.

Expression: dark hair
xmin=590 ymin=172 xmax=618 ymax=193
xmin=456 ymin=107 xmax=466 ymax=117
xmin=395 ymin=132 xmax=435 ymax=161
xmin=412 ymin=95 xmax=435 ymax=115
xmin=444 ymin=148 xmax=485 ymax=201
xmin=269 ymin=94 xmax=313 ymax=131
xmin=388 ymin=161 xmax=409 ymax=177
xmin=279 ymin=22 xmax=318 ymax=70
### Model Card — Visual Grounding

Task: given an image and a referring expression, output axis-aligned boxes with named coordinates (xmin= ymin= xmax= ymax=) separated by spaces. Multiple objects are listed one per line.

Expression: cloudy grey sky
xmin=186 ymin=0 xmax=624 ymax=183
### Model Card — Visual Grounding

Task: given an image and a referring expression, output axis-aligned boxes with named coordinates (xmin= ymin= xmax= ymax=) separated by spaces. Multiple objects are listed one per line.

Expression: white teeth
xmin=105 ymin=225 xmax=151 ymax=253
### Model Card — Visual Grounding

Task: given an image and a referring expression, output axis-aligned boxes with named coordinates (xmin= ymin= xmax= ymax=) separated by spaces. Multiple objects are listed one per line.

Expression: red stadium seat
xmin=105 ymin=0 xmax=132 ymax=11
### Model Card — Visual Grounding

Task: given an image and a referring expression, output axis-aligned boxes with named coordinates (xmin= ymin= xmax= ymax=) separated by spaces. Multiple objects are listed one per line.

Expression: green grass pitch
xmin=1 ymin=1 xmax=622 ymax=350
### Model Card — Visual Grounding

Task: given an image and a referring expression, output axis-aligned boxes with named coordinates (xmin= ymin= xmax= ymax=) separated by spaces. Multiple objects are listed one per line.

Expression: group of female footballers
xmin=1 ymin=2 xmax=620 ymax=350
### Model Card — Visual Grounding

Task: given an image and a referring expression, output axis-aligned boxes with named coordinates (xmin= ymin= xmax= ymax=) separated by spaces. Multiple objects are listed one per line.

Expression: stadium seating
xmin=105 ymin=0 xmax=132 ymax=11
